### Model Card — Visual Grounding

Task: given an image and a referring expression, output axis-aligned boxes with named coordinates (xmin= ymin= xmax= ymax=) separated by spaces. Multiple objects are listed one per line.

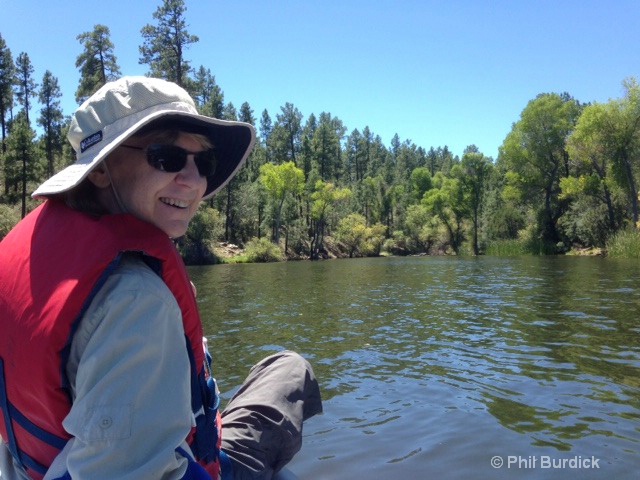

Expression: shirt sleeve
xmin=44 ymin=256 xmax=199 ymax=480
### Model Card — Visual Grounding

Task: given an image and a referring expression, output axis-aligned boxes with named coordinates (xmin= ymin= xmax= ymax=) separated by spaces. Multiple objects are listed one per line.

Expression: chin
xmin=161 ymin=224 xmax=189 ymax=239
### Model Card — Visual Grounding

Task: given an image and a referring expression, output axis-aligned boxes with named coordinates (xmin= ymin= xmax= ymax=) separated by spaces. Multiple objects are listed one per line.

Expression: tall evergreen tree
xmin=192 ymin=67 xmax=221 ymax=112
xmin=239 ymin=102 xmax=255 ymax=125
xmin=390 ymin=133 xmax=401 ymax=161
xmin=75 ymin=25 xmax=121 ymax=104
xmin=345 ymin=129 xmax=363 ymax=183
xmin=426 ymin=147 xmax=439 ymax=176
xmin=259 ymin=109 xmax=272 ymax=146
xmin=0 ymin=34 xmax=14 ymax=156
xmin=14 ymin=52 xmax=37 ymax=125
xmin=223 ymin=102 xmax=237 ymax=121
xmin=38 ymin=71 xmax=64 ymax=177
xmin=5 ymin=112 xmax=39 ymax=217
xmin=274 ymin=103 xmax=303 ymax=165
xmin=300 ymin=113 xmax=317 ymax=181
xmin=312 ymin=112 xmax=345 ymax=182
xmin=139 ymin=0 xmax=199 ymax=87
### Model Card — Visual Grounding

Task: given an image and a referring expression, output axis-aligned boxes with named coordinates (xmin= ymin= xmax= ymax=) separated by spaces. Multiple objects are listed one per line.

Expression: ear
xmin=87 ymin=163 xmax=111 ymax=188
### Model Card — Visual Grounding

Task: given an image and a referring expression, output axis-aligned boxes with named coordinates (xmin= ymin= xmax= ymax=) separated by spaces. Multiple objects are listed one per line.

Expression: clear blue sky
xmin=1 ymin=0 xmax=639 ymax=159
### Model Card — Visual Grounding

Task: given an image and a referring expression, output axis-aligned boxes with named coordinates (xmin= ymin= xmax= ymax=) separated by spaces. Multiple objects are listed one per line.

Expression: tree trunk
xmin=622 ymin=152 xmax=639 ymax=224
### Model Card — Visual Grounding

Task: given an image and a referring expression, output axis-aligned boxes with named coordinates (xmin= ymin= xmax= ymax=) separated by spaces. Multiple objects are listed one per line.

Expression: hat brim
xmin=33 ymin=108 xmax=256 ymax=200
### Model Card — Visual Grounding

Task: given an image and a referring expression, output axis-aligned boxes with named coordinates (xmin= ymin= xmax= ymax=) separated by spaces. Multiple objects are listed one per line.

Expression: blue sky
xmin=1 ymin=0 xmax=639 ymax=159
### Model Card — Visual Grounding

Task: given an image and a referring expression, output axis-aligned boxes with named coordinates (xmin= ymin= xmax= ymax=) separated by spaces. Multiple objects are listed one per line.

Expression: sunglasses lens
xmin=147 ymin=145 xmax=186 ymax=173
xmin=146 ymin=145 xmax=216 ymax=177
xmin=194 ymin=151 xmax=217 ymax=177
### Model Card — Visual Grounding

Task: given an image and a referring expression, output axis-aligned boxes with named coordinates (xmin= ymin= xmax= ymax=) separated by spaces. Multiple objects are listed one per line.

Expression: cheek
xmin=197 ymin=176 xmax=208 ymax=196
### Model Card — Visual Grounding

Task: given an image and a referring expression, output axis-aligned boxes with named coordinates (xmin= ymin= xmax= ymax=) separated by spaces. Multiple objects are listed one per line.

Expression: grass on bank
xmin=226 ymin=237 xmax=284 ymax=263
xmin=484 ymin=239 xmax=529 ymax=256
xmin=606 ymin=228 xmax=640 ymax=258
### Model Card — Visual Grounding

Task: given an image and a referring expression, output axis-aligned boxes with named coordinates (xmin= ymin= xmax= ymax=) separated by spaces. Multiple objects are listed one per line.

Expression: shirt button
xmin=99 ymin=416 xmax=113 ymax=429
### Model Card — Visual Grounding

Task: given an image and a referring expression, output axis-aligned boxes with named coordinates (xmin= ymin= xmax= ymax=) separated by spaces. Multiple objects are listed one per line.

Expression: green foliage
xmin=260 ymin=162 xmax=305 ymax=202
xmin=336 ymin=213 xmax=367 ymax=257
xmin=3 ymin=16 xmax=640 ymax=262
xmin=38 ymin=71 xmax=65 ymax=177
xmin=606 ymin=228 xmax=640 ymax=258
xmin=362 ymin=223 xmax=387 ymax=256
xmin=336 ymin=213 xmax=386 ymax=257
xmin=499 ymin=92 xmax=582 ymax=247
xmin=139 ymin=0 xmax=198 ymax=87
xmin=75 ymin=25 xmax=121 ymax=104
xmin=557 ymin=196 xmax=614 ymax=247
xmin=259 ymin=161 xmax=305 ymax=243
xmin=309 ymin=180 xmax=351 ymax=259
xmin=0 ymin=203 xmax=20 ymax=239
xmin=0 ymin=33 xmax=15 ymax=133
xmin=242 ymin=237 xmax=284 ymax=263
xmin=484 ymin=202 xmax=526 ymax=241
xmin=310 ymin=181 xmax=351 ymax=222
xmin=422 ymin=172 xmax=466 ymax=254
xmin=311 ymin=112 xmax=345 ymax=181
xmin=14 ymin=52 xmax=37 ymax=121
xmin=559 ymin=175 xmax=601 ymax=200
xmin=410 ymin=167 xmax=432 ymax=201
xmin=404 ymin=204 xmax=435 ymax=253
xmin=485 ymin=239 xmax=529 ymax=256
xmin=4 ymin=113 xmax=42 ymax=216
xmin=180 ymin=206 xmax=224 ymax=264
xmin=456 ymin=151 xmax=492 ymax=254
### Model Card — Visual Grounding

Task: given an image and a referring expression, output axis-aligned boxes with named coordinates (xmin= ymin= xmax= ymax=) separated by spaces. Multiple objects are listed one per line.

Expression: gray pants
xmin=221 ymin=351 xmax=323 ymax=480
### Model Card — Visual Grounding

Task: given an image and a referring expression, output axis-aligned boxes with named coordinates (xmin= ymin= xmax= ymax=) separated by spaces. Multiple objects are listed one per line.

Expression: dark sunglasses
xmin=121 ymin=144 xmax=217 ymax=177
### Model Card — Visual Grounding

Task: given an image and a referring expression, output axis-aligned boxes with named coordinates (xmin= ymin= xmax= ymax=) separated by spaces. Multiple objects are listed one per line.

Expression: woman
xmin=0 ymin=77 xmax=322 ymax=480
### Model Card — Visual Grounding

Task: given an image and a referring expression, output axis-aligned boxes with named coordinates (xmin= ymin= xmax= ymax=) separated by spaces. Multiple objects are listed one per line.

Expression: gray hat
xmin=33 ymin=76 xmax=256 ymax=199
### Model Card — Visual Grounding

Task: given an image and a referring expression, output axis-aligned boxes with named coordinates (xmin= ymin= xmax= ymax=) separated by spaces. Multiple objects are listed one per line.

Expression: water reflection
xmin=189 ymin=256 xmax=640 ymax=478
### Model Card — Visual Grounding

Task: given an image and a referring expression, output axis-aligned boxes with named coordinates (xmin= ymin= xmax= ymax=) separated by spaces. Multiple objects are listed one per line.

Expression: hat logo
xmin=80 ymin=131 xmax=103 ymax=153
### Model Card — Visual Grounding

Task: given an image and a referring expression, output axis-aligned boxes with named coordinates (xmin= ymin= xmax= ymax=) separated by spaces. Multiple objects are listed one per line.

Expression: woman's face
xmin=102 ymin=132 xmax=208 ymax=238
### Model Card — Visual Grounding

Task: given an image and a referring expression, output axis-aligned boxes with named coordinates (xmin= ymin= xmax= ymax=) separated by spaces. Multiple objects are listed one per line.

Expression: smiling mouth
xmin=160 ymin=197 xmax=190 ymax=209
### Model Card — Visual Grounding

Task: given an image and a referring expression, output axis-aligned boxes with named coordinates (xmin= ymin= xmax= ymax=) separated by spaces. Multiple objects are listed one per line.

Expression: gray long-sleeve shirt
xmin=1 ymin=256 xmax=197 ymax=479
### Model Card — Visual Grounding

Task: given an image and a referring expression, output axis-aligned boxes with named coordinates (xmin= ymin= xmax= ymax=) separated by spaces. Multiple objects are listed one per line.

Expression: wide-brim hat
xmin=33 ymin=76 xmax=256 ymax=199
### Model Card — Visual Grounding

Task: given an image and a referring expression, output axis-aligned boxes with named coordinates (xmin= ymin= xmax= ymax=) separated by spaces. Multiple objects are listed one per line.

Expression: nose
xmin=176 ymin=156 xmax=204 ymax=186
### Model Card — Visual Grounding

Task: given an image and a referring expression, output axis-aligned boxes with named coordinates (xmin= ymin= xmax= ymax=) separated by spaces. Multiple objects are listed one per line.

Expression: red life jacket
xmin=0 ymin=200 xmax=222 ymax=479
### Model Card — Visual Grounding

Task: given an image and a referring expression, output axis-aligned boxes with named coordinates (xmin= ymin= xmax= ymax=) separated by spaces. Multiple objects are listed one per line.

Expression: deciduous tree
xmin=310 ymin=181 xmax=351 ymax=259
xmin=456 ymin=148 xmax=492 ymax=255
xmin=260 ymin=161 xmax=305 ymax=244
xmin=423 ymin=172 xmax=466 ymax=254
xmin=499 ymin=93 xmax=581 ymax=251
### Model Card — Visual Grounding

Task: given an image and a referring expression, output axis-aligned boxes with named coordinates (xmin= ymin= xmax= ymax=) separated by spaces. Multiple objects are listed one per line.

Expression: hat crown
xmin=68 ymin=77 xmax=197 ymax=153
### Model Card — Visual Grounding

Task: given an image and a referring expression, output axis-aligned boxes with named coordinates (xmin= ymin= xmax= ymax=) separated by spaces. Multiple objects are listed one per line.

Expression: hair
xmin=54 ymin=127 xmax=213 ymax=217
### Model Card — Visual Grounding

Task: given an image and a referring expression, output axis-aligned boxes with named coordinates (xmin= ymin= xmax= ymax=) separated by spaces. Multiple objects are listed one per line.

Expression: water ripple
xmin=190 ymin=256 xmax=640 ymax=478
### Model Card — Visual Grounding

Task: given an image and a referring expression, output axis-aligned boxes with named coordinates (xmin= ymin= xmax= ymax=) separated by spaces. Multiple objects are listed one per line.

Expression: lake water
xmin=188 ymin=256 xmax=640 ymax=479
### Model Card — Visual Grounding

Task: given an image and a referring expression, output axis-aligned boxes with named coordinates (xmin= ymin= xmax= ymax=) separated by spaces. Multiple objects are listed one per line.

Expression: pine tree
xmin=75 ymin=25 xmax=121 ymax=104
xmin=5 ymin=112 xmax=40 ymax=217
xmin=38 ymin=71 xmax=64 ymax=177
xmin=139 ymin=0 xmax=199 ymax=87
xmin=14 ymin=52 xmax=37 ymax=125
xmin=0 ymin=34 xmax=14 ymax=156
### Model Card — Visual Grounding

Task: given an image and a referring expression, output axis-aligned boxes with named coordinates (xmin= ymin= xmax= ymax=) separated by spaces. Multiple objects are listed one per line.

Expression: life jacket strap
xmin=0 ymin=357 xmax=51 ymax=476
xmin=219 ymin=449 xmax=234 ymax=480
